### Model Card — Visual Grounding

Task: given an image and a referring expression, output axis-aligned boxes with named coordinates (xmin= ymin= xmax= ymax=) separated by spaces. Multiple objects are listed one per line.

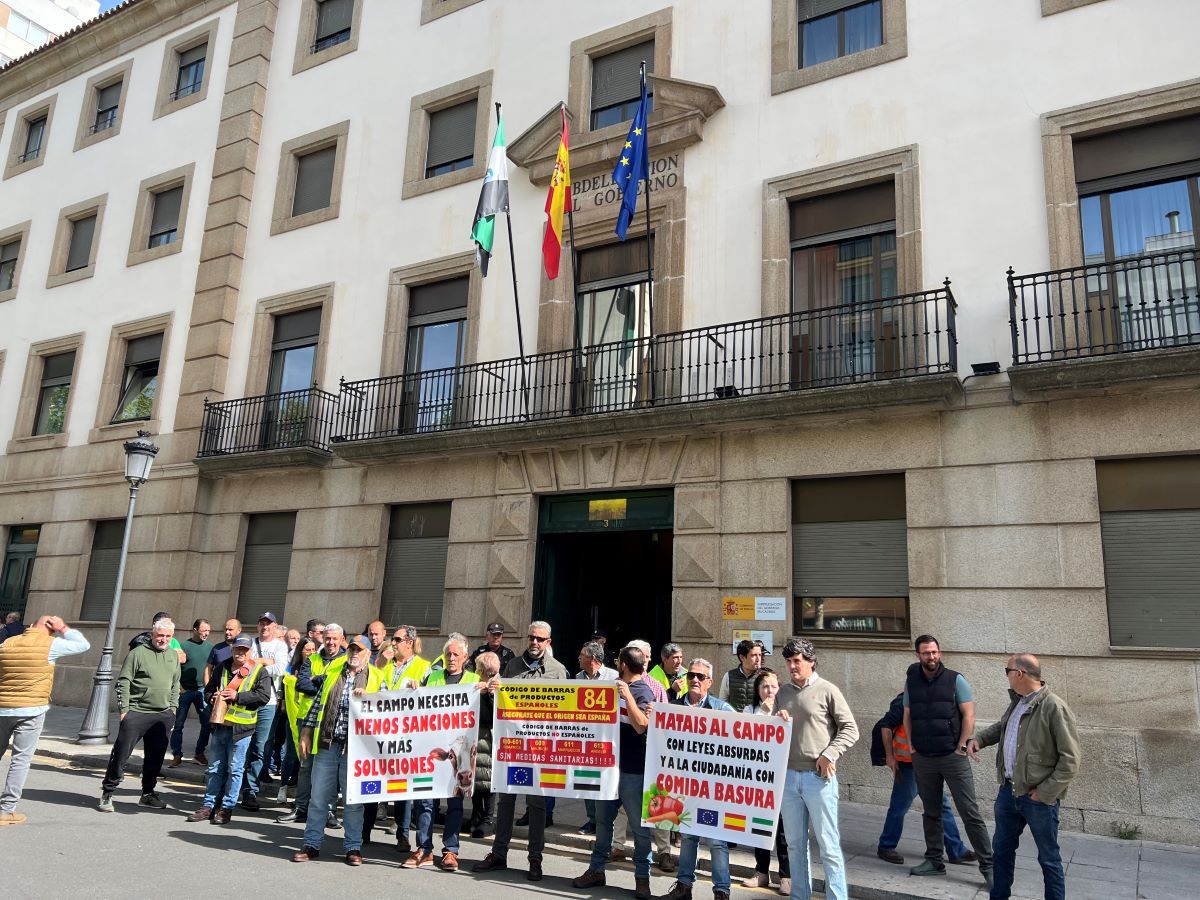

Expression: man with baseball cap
xmin=240 ymin=612 xmax=289 ymax=811
xmin=469 ymin=623 xmax=514 ymax=675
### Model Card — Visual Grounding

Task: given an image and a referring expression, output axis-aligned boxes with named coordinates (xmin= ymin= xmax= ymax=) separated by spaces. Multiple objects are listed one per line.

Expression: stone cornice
xmin=508 ymin=73 xmax=724 ymax=186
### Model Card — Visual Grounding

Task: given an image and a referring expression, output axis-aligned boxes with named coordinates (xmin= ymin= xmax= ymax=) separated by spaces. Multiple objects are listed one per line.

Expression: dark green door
xmin=1 ymin=525 xmax=40 ymax=621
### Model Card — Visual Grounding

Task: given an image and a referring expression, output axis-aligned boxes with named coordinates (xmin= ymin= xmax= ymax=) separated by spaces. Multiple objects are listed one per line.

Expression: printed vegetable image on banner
xmin=347 ymin=686 xmax=480 ymax=804
xmin=493 ymin=681 xmax=620 ymax=800
xmin=641 ymin=704 xmax=791 ymax=850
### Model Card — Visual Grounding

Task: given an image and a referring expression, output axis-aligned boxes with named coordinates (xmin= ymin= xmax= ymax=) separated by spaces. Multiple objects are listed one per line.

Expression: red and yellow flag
xmin=542 ymin=107 xmax=571 ymax=280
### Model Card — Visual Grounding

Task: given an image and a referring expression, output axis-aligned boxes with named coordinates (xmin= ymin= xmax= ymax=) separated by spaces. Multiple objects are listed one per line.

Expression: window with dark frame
xmin=79 ymin=520 xmax=125 ymax=621
xmin=425 ymin=99 xmax=477 ymax=178
xmin=235 ymin=512 xmax=296 ymax=625
xmin=262 ymin=308 xmax=321 ymax=449
xmin=173 ymin=42 xmax=207 ymax=100
xmin=313 ymin=0 xmax=353 ymax=52
xmin=0 ymin=525 xmax=40 ymax=623
xmin=33 ymin=351 xmax=75 ymax=436
xmin=0 ymin=239 xmax=19 ymax=291
xmin=111 ymin=333 xmax=162 ymax=424
xmin=19 ymin=115 xmax=47 ymax=163
xmin=590 ymin=39 xmax=653 ymax=130
xmin=798 ymin=0 xmax=883 ymax=69
xmin=148 ymin=186 xmax=184 ymax=248
xmin=379 ymin=502 xmax=451 ymax=629
xmin=403 ymin=277 xmax=468 ymax=431
xmin=792 ymin=474 xmax=909 ymax=636
xmin=92 ymin=81 xmax=122 ymax=134
xmin=65 ymin=214 xmax=97 ymax=273
xmin=291 ymin=145 xmax=337 ymax=217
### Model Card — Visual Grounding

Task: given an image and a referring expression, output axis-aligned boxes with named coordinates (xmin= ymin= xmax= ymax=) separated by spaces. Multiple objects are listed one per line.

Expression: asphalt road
xmin=3 ymin=759 xmax=707 ymax=900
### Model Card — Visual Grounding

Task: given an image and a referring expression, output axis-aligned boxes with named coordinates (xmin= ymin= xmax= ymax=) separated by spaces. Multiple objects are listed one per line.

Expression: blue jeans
xmin=203 ymin=726 xmax=251 ymax=810
xmin=780 ymin=769 xmax=847 ymax=900
xmin=303 ymin=742 xmax=364 ymax=852
xmin=678 ymin=835 xmax=731 ymax=893
xmin=878 ymin=762 xmax=968 ymax=857
xmin=415 ymin=796 xmax=462 ymax=854
xmin=991 ymin=782 xmax=1064 ymax=900
xmin=590 ymin=771 xmax=653 ymax=879
xmin=241 ymin=704 xmax=276 ymax=798
xmin=170 ymin=689 xmax=210 ymax=757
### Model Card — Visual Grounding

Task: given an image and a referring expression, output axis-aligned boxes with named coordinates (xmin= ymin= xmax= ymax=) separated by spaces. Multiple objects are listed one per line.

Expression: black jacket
xmin=203 ymin=659 xmax=272 ymax=739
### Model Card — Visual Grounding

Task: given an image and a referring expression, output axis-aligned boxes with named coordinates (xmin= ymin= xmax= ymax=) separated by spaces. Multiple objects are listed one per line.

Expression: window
xmin=314 ymin=0 xmax=353 ymax=51
xmin=235 ymin=513 xmax=296 ymax=624
xmin=4 ymin=97 xmax=56 ymax=178
xmin=154 ymin=22 xmax=218 ymax=119
xmin=49 ymin=194 xmax=106 ymax=287
xmin=402 ymin=278 xmax=468 ymax=431
xmin=34 ymin=351 xmax=75 ymax=436
xmin=19 ymin=116 xmax=46 ymax=163
xmin=75 ymin=61 xmax=134 ymax=151
xmin=771 ymin=0 xmax=906 ymax=95
xmin=148 ymin=187 xmax=184 ymax=248
xmin=260 ymin=308 xmax=320 ymax=449
xmin=271 ymin=121 xmax=349 ymax=234
xmin=380 ymin=503 xmax=450 ymax=628
xmin=292 ymin=146 xmax=336 ymax=216
xmin=799 ymin=0 xmax=882 ymax=68
xmin=1097 ymin=457 xmax=1200 ymax=648
xmin=792 ymin=474 xmax=909 ymax=636
xmin=111 ymin=334 xmax=162 ymax=424
xmin=425 ymin=99 xmax=477 ymax=178
xmin=128 ymin=164 xmax=194 ymax=266
xmin=65 ymin=215 xmax=97 ymax=272
xmin=295 ymin=0 xmax=362 ymax=72
xmin=590 ymin=39 xmax=653 ymax=130
xmin=0 ymin=239 xmax=19 ymax=292
xmin=92 ymin=82 xmax=122 ymax=134
xmin=6 ymin=11 xmax=51 ymax=45
xmin=0 ymin=525 xmax=40 ymax=623
xmin=80 ymin=520 xmax=124 ymax=621
xmin=174 ymin=43 xmax=206 ymax=100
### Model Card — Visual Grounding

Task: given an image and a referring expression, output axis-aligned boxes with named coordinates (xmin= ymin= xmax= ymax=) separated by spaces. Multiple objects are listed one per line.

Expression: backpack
xmin=870 ymin=714 xmax=888 ymax=766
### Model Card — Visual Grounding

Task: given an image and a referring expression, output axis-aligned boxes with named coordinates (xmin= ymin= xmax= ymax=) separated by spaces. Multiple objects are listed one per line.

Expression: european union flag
xmin=612 ymin=66 xmax=650 ymax=241
xmin=361 ymin=780 xmax=382 ymax=796
xmin=507 ymin=766 xmax=534 ymax=787
xmin=697 ymin=807 xmax=718 ymax=827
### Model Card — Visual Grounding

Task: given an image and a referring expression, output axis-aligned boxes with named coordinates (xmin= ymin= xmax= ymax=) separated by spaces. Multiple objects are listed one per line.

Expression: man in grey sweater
xmin=776 ymin=638 xmax=858 ymax=900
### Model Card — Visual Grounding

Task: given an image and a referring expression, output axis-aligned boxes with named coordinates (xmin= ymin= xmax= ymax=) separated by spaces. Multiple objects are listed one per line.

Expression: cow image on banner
xmin=346 ymin=685 xmax=481 ymax=804
xmin=641 ymin=704 xmax=791 ymax=849
xmin=493 ymin=680 xmax=620 ymax=800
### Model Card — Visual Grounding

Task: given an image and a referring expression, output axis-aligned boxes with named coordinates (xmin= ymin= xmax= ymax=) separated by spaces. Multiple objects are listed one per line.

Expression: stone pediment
xmin=508 ymin=74 xmax=725 ymax=186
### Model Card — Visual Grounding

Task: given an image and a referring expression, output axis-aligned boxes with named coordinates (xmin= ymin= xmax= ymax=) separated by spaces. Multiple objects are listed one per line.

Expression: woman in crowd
xmin=277 ymin=637 xmax=317 ymax=804
xmin=742 ymin=667 xmax=791 ymax=896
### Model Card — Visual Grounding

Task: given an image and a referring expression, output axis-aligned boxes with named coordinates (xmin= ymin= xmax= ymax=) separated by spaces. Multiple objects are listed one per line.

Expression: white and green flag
xmin=470 ymin=115 xmax=510 ymax=276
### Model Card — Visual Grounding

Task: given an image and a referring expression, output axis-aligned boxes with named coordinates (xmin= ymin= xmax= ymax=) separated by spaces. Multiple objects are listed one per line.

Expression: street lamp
xmin=77 ymin=430 xmax=160 ymax=744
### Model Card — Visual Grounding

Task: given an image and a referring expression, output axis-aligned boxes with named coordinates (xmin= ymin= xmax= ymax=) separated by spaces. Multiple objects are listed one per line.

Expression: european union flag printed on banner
xmin=696 ymin=807 xmax=719 ymax=827
xmin=361 ymin=780 xmax=382 ymax=796
xmin=612 ymin=67 xmax=650 ymax=241
xmin=507 ymin=766 xmax=534 ymax=787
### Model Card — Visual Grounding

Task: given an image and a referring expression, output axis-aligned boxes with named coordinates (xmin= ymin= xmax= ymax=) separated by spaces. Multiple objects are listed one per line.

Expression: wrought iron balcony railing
xmin=1009 ymin=248 xmax=1200 ymax=365
xmin=198 ymin=387 xmax=338 ymax=458
xmin=334 ymin=284 xmax=957 ymax=443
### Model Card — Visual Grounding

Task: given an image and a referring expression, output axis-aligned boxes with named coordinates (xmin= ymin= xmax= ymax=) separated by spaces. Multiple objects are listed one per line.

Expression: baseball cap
xmin=486 ymin=623 xmax=504 ymax=634
xmin=590 ymin=629 xmax=607 ymax=639
xmin=258 ymin=612 xmax=278 ymax=623
xmin=349 ymin=634 xmax=370 ymax=651
xmin=232 ymin=635 xmax=254 ymax=649
xmin=754 ymin=639 xmax=773 ymax=656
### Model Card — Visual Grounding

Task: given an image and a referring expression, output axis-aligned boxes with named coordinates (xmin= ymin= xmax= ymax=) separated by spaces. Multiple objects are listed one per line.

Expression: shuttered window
xmin=380 ymin=503 xmax=450 ymax=629
xmin=798 ymin=0 xmax=883 ymax=69
xmin=80 ymin=520 xmax=126 ymax=621
xmin=315 ymin=0 xmax=353 ymax=50
xmin=65 ymin=214 xmax=97 ymax=272
xmin=292 ymin=145 xmax=337 ymax=216
xmin=0 ymin=239 xmax=19 ymax=291
xmin=792 ymin=474 xmax=909 ymax=635
xmin=425 ymin=99 xmax=477 ymax=178
xmin=235 ymin=513 xmax=295 ymax=624
xmin=94 ymin=81 xmax=122 ymax=132
xmin=149 ymin=186 xmax=183 ymax=247
xmin=590 ymin=39 xmax=653 ymax=129
xmin=1097 ymin=457 xmax=1200 ymax=648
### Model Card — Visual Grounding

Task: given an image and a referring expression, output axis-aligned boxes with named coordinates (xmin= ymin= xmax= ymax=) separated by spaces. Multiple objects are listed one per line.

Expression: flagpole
xmin=563 ymin=104 xmax=585 ymax=414
xmin=497 ymin=101 xmax=531 ymax=421
xmin=641 ymin=61 xmax=657 ymax=405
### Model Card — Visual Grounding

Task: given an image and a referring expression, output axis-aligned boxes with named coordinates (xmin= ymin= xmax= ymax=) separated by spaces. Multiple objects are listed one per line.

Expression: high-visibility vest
xmin=423 ymin=669 xmax=480 ymax=688
xmin=310 ymin=657 xmax=383 ymax=755
xmin=378 ymin=654 xmax=432 ymax=690
xmin=892 ymin=722 xmax=914 ymax=763
xmin=282 ymin=673 xmax=315 ymax=750
xmin=221 ymin=663 xmax=264 ymax=727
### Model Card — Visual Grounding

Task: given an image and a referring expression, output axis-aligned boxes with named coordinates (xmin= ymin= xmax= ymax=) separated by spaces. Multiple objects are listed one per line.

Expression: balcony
xmin=1008 ymin=248 xmax=1200 ymax=395
xmin=195 ymin=387 xmax=338 ymax=471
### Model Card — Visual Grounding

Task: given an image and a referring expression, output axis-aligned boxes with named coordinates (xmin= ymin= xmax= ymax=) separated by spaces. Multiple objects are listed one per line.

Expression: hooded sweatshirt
xmin=116 ymin=643 xmax=181 ymax=714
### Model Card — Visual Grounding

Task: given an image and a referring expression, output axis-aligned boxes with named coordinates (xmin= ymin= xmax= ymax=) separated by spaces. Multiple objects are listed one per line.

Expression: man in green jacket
xmin=99 ymin=618 xmax=181 ymax=812
xmin=967 ymin=653 xmax=1080 ymax=900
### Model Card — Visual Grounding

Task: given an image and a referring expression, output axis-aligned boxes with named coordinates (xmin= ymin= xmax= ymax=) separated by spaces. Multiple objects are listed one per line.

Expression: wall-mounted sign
xmin=731 ymin=629 xmax=775 ymax=655
xmin=721 ymin=596 xmax=786 ymax=621
xmin=588 ymin=498 xmax=627 ymax=521
xmin=571 ymin=154 xmax=680 ymax=210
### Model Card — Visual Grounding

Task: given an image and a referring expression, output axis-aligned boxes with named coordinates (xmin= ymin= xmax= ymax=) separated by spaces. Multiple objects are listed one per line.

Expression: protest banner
xmin=641 ymin=704 xmax=791 ymax=849
xmin=493 ymin=680 xmax=619 ymax=800
xmin=346 ymin=685 xmax=480 ymax=804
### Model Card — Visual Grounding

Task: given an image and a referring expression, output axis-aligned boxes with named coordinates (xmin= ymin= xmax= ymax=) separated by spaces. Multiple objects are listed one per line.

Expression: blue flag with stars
xmin=612 ymin=69 xmax=650 ymax=241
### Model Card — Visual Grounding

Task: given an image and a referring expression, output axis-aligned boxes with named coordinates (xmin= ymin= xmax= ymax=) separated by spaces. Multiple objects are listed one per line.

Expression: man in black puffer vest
xmin=902 ymin=634 xmax=993 ymax=892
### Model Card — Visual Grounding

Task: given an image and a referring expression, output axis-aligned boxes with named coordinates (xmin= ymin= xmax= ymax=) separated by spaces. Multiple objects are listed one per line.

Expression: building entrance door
xmin=534 ymin=489 xmax=673 ymax=670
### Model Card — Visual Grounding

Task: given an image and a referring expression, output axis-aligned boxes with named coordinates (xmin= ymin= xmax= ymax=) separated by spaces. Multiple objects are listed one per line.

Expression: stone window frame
xmin=270 ymin=120 xmax=351 ymax=236
xmin=401 ymin=70 xmax=493 ymax=200
xmin=382 ymin=251 xmax=482 ymax=378
xmin=770 ymin=0 xmax=908 ymax=96
xmin=47 ymin=194 xmax=108 ymax=289
xmin=8 ymin=332 xmax=85 ymax=454
xmin=293 ymin=0 xmax=364 ymax=75
xmin=420 ymin=0 xmax=484 ymax=24
xmin=152 ymin=19 xmax=220 ymax=121
xmin=244 ymin=283 xmax=335 ymax=396
xmin=567 ymin=8 xmax=672 ymax=142
xmin=1041 ymin=78 xmax=1200 ymax=271
xmin=761 ymin=145 xmax=921 ymax=318
xmin=3 ymin=94 xmax=57 ymax=180
xmin=0 ymin=219 xmax=33 ymax=304
xmin=127 ymin=163 xmax=196 ymax=267
xmin=73 ymin=59 xmax=135 ymax=152
xmin=89 ymin=312 xmax=173 ymax=444
xmin=1042 ymin=0 xmax=1107 ymax=15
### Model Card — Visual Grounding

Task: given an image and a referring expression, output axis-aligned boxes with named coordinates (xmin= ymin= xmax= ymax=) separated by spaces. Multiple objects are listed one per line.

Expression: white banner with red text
xmin=641 ymin=704 xmax=791 ymax=849
xmin=346 ymin=686 xmax=480 ymax=804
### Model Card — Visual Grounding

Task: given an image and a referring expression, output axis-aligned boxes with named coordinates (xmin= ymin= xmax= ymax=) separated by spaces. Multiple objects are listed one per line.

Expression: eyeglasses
xmin=1004 ymin=667 xmax=1022 ymax=675
xmin=685 ymin=672 xmax=709 ymax=681
xmin=392 ymin=637 xmax=411 ymax=643
xmin=528 ymin=635 xmax=549 ymax=643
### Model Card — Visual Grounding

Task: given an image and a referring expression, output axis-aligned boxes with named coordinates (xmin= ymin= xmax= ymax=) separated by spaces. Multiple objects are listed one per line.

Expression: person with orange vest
xmin=876 ymin=691 xmax=974 ymax=865
xmin=0 ymin=614 xmax=90 ymax=826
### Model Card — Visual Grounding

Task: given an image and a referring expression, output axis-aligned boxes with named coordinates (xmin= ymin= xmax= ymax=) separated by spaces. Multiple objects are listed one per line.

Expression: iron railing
xmin=334 ymin=284 xmax=957 ymax=442
xmin=169 ymin=80 xmax=202 ymax=102
xmin=312 ymin=29 xmax=351 ymax=53
xmin=198 ymin=387 xmax=338 ymax=458
xmin=1009 ymin=248 xmax=1200 ymax=364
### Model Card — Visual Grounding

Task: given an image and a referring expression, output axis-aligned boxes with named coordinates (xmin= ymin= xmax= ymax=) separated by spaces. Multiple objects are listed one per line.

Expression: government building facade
xmin=1 ymin=0 xmax=1198 ymax=841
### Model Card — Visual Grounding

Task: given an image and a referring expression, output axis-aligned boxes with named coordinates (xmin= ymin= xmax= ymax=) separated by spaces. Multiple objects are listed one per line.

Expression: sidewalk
xmin=35 ymin=705 xmax=1198 ymax=899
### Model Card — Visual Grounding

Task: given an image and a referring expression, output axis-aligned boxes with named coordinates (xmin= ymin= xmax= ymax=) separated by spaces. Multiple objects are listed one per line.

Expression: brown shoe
xmin=472 ymin=853 xmax=507 ymax=873
xmin=878 ymin=849 xmax=904 ymax=865
xmin=168 ymin=755 xmax=183 ymax=768
xmin=403 ymin=849 xmax=432 ymax=869
xmin=572 ymin=869 xmax=607 ymax=889
xmin=610 ymin=845 xmax=628 ymax=861
xmin=0 ymin=812 xmax=27 ymax=826
xmin=210 ymin=808 xmax=232 ymax=825
xmin=194 ymin=752 xmax=208 ymax=766
xmin=345 ymin=850 xmax=363 ymax=866
xmin=658 ymin=851 xmax=677 ymax=873
xmin=187 ymin=807 xmax=213 ymax=822
xmin=659 ymin=881 xmax=693 ymax=900
xmin=438 ymin=851 xmax=459 ymax=871
xmin=635 ymin=877 xmax=652 ymax=899
xmin=292 ymin=846 xmax=320 ymax=862
xmin=527 ymin=859 xmax=543 ymax=881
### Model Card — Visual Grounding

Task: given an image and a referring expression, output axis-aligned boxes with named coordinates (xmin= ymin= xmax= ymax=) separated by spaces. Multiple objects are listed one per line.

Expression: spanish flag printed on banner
xmin=541 ymin=106 xmax=572 ymax=280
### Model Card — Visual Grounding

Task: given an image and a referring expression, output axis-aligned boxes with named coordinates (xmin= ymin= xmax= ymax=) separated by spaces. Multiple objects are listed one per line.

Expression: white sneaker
xmin=778 ymin=877 xmax=791 ymax=896
xmin=741 ymin=872 xmax=769 ymax=888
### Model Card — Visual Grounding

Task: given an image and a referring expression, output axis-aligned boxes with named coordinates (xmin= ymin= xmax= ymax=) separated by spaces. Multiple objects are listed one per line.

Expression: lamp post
xmin=77 ymin=430 xmax=160 ymax=744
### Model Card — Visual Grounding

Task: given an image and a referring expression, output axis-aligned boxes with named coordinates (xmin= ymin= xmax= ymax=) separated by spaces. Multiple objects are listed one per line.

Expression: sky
xmin=98 ymin=1 xmax=123 ymax=13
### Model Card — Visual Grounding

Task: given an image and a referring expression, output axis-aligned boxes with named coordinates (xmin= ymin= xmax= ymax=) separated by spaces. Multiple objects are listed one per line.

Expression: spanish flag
xmin=541 ymin=106 xmax=571 ymax=280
